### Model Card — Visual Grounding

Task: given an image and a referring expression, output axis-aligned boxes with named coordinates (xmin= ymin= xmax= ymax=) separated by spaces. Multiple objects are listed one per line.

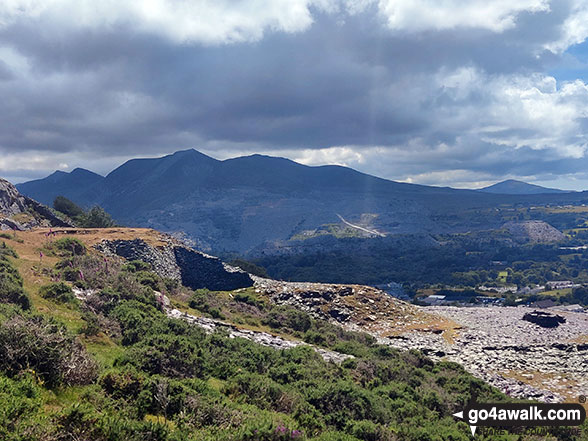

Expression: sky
xmin=1 ymin=1 xmax=588 ymax=190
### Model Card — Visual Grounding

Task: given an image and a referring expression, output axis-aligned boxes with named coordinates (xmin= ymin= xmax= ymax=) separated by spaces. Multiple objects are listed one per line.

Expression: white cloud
xmin=0 ymin=0 xmax=566 ymax=46
xmin=0 ymin=0 xmax=330 ymax=44
xmin=545 ymin=0 xmax=588 ymax=53
xmin=376 ymin=0 xmax=549 ymax=33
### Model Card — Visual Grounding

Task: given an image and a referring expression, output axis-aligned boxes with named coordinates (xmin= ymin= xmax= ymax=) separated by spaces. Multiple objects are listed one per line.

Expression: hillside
xmin=17 ymin=150 xmax=588 ymax=255
xmin=479 ymin=179 xmax=568 ymax=195
xmin=0 ymin=226 xmax=535 ymax=441
xmin=0 ymin=178 xmax=72 ymax=230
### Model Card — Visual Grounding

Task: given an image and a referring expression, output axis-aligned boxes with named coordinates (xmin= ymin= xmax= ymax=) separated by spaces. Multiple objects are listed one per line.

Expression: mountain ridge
xmin=15 ymin=149 xmax=588 ymax=253
xmin=479 ymin=179 xmax=569 ymax=195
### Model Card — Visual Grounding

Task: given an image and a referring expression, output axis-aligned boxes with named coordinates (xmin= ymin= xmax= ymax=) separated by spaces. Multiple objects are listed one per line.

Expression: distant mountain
xmin=16 ymin=150 xmax=588 ymax=253
xmin=17 ymin=168 xmax=104 ymax=207
xmin=478 ymin=179 xmax=568 ymax=195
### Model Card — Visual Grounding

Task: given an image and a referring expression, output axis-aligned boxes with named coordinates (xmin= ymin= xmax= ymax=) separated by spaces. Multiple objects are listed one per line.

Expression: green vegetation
xmin=229 ymin=258 xmax=269 ymax=278
xmin=1 ymin=243 xmax=586 ymax=440
xmin=53 ymin=196 xmax=116 ymax=228
xmin=0 ymin=243 xmax=30 ymax=310
xmin=53 ymin=195 xmax=85 ymax=219
xmin=51 ymin=237 xmax=87 ymax=256
xmin=252 ymin=229 xmax=588 ymax=303
xmin=39 ymin=282 xmax=78 ymax=305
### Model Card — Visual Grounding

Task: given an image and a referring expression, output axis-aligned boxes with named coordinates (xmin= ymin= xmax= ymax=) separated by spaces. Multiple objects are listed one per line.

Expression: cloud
xmin=377 ymin=0 xmax=550 ymax=33
xmin=1 ymin=1 xmax=588 ymax=189
xmin=0 ymin=0 xmax=330 ymax=45
xmin=544 ymin=0 xmax=588 ymax=52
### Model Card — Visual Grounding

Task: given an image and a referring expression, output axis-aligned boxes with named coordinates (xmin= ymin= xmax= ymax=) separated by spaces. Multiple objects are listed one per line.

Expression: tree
xmin=53 ymin=196 xmax=84 ymax=218
xmin=79 ymin=206 xmax=116 ymax=228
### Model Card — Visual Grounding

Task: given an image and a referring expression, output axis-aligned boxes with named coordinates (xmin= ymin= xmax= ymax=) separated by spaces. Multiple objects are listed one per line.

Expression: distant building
xmin=479 ymin=285 xmax=517 ymax=294
xmin=477 ymin=296 xmax=506 ymax=305
xmin=530 ymin=299 xmax=557 ymax=309
xmin=421 ymin=295 xmax=447 ymax=306
xmin=554 ymin=304 xmax=585 ymax=313
xmin=517 ymin=285 xmax=545 ymax=295
xmin=546 ymin=281 xmax=580 ymax=290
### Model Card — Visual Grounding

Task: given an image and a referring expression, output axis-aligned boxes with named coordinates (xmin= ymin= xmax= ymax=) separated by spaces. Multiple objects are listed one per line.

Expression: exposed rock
xmin=0 ymin=178 xmax=72 ymax=230
xmin=96 ymin=238 xmax=253 ymax=291
xmin=503 ymin=220 xmax=565 ymax=243
xmin=523 ymin=310 xmax=566 ymax=328
xmin=379 ymin=305 xmax=588 ymax=403
xmin=160 ymin=296 xmax=353 ymax=364
xmin=0 ymin=178 xmax=28 ymax=217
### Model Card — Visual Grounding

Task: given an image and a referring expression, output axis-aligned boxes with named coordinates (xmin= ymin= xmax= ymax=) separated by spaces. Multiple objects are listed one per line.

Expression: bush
xmin=79 ymin=311 xmax=100 ymax=336
xmin=0 ymin=373 xmax=44 ymax=440
xmin=123 ymin=260 xmax=152 ymax=273
xmin=39 ymin=282 xmax=77 ymax=305
xmin=263 ymin=306 xmax=311 ymax=333
xmin=235 ymin=292 xmax=265 ymax=309
xmin=118 ymin=334 xmax=207 ymax=379
xmin=0 ymin=315 xmax=97 ymax=387
xmin=0 ymin=259 xmax=30 ymax=310
xmin=52 ymin=237 xmax=87 ymax=256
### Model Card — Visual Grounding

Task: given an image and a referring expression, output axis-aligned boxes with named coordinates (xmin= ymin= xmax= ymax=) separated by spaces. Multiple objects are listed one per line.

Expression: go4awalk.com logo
xmin=453 ymin=402 xmax=586 ymax=436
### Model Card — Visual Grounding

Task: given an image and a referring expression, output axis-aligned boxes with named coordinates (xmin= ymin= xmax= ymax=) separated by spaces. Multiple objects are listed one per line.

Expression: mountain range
xmin=15 ymin=149 xmax=586 ymax=254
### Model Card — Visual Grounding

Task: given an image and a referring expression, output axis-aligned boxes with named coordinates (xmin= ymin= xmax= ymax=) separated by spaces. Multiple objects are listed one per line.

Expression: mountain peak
xmin=479 ymin=179 xmax=568 ymax=195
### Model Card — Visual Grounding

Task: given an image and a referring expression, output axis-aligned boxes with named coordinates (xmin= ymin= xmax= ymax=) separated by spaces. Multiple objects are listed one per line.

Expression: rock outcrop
xmin=522 ymin=310 xmax=566 ymax=328
xmin=166 ymin=306 xmax=352 ymax=364
xmin=0 ymin=178 xmax=72 ymax=230
xmin=96 ymin=238 xmax=253 ymax=291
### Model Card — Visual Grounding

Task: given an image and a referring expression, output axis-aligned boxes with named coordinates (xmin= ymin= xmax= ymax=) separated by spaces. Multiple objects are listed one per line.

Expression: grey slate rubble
xmin=381 ymin=306 xmax=588 ymax=403
xmin=158 ymin=292 xmax=352 ymax=364
xmin=252 ymin=276 xmax=587 ymax=403
xmin=503 ymin=220 xmax=565 ymax=243
xmin=166 ymin=307 xmax=353 ymax=364
xmin=96 ymin=237 xmax=253 ymax=291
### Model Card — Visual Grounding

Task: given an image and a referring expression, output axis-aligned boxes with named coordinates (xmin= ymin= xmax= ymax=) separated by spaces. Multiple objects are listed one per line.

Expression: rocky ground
xmin=381 ymin=305 xmax=588 ymax=403
xmin=73 ymin=286 xmax=354 ymax=365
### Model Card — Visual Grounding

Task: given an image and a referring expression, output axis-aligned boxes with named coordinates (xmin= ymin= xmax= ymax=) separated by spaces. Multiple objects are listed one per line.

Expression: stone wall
xmin=96 ymin=238 xmax=253 ymax=291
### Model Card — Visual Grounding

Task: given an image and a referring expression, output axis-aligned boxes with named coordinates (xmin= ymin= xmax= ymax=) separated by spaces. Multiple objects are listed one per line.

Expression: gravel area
xmin=382 ymin=306 xmax=588 ymax=402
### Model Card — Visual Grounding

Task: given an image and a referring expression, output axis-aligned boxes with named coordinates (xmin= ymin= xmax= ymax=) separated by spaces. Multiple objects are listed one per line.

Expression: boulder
xmin=522 ymin=310 xmax=566 ymax=328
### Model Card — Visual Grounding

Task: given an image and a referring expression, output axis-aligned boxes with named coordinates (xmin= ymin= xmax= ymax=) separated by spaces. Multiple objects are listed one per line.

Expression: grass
xmin=83 ymin=336 xmax=125 ymax=369
xmin=539 ymin=288 xmax=573 ymax=298
xmin=0 ymin=232 xmax=24 ymax=242
xmin=499 ymin=370 xmax=587 ymax=411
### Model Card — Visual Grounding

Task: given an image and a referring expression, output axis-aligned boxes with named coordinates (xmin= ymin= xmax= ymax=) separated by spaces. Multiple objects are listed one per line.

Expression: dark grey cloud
xmin=1 ymin=0 xmax=588 ymax=188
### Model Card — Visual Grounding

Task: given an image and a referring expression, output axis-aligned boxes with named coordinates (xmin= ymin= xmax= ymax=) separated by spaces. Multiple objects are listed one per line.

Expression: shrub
xmin=39 ymin=282 xmax=77 ymax=305
xmin=189 ymin=289 xmax=211 ymax=313
xmin=79 ymin=311 xmax=100 ymax=336
xmin=0 ymin=373 xmax=44 ymax=440
xmin=52 ymin=237 xmax=87 ymax=256
xmin=234 ymin=292 xmax=265 ymax=309
xmin=0 ymin=315 xmax=97 ymax=387
xmin=0 ymin=260 xmax=30 ymax=310
xmin=118 ymin=333 xmax=207 ymax=379
xmin=123 ymin=260 xmax=152 ymax=273
xmin=263 ymin=306 xmax=311 ymax=333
